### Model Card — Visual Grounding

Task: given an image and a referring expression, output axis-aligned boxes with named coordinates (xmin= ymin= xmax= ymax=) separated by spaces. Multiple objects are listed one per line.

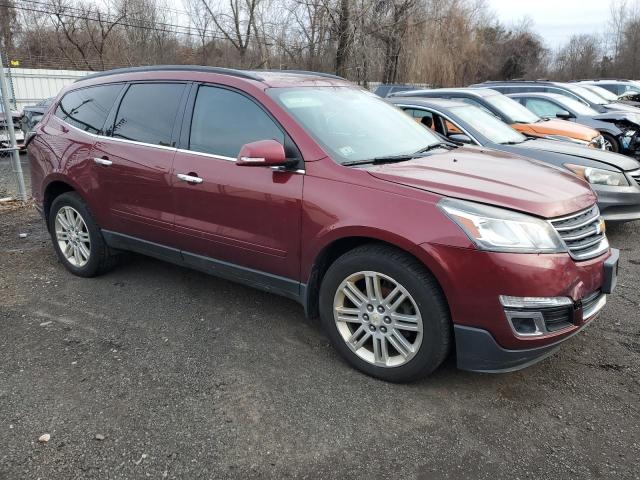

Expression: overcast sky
xmin=487 ymin=0 xmax=617 ymax=50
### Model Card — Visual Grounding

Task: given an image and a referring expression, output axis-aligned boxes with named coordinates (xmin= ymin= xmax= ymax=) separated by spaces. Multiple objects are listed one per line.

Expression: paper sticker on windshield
xmin=280 ymin=95 xmax=323 ymax=108
xmin=339 ymin=146 xmax=355 ymax=156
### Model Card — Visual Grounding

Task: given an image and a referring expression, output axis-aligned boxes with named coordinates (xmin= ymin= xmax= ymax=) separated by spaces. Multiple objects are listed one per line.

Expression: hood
xmin=366 ymin=146 xmax=596 ymax=219
xmin=604 ymin=102 xmax=640 ymax=113
xmin=515 ymin=119 xmax=599 ymax=142
xmin=592 ymin=111 xmax=639 ymax=123
xmin=517 ymin=138 xmax=640 ymax=171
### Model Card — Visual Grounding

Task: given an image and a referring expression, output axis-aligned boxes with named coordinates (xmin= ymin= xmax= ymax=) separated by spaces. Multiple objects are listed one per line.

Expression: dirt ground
xmin=1 ymin=156 xmax=639 ymax=479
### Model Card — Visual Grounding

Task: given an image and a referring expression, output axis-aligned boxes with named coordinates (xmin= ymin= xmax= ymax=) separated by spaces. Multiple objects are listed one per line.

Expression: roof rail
xmin=252 ymin=69 xmax=345 ymax=80
xmin=75 ymin=65 xmax=265 ymax=83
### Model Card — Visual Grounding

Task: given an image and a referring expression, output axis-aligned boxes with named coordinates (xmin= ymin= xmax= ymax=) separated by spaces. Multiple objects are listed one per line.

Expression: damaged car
xmin=0 ymin=103 xmax=24 ymax=151
xmin=508 ymin=92 xmax=640 ymax=156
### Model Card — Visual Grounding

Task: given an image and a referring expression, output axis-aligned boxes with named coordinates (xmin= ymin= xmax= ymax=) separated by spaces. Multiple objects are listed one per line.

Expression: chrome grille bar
xmin=549 ymin=205 xmax=609 ymax=261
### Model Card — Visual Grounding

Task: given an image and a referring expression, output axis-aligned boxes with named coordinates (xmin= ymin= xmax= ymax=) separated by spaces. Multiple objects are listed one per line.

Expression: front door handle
xmin=177 ymin=173 xmax=203 ymax=184
xmin=93 ymin=157 xmax=112 ymax=166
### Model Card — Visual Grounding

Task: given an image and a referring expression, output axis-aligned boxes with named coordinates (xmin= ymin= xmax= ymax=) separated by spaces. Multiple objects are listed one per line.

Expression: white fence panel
xmin=2 ymin=68 xmax=91 ymax=110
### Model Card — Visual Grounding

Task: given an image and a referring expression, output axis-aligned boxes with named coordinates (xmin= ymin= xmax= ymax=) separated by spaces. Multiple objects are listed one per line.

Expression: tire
xmin=602 ymin=133 xmax=620 ymax=153
xmin=48 ymin=192 xmax=118 ymax=277
xmin=319 ymin=244 xmax=452 ymax=382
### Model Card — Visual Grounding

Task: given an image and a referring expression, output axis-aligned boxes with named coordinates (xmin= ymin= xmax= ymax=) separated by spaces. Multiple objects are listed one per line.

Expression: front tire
xmin=48 ymin=192 xmax=117 ymax=277
xmin=319 ymin=244 xmax=452 ymax=382
xmin=602 ymin=133 xmax=620 ymax=153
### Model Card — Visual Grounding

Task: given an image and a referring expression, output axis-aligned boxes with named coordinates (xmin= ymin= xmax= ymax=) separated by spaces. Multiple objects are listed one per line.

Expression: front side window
xmin=112 ymin=83 xmax=185 ymax=146
xmin=268 ymin=87 xmax=443 ymax=164
xmin=524 ymin=98 xmax=564 ymax=118
xmin=54 ymin=84 xmax=122 ymax=134
xmin=189 ymin=86 xmax=284 ymax=158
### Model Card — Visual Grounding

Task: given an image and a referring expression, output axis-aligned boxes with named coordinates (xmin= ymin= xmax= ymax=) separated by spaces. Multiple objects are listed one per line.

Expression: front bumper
xmin=417 ymin=243 xmax=619 ymax=371
xmin=594 ymin=181 xmax=640 ymax=222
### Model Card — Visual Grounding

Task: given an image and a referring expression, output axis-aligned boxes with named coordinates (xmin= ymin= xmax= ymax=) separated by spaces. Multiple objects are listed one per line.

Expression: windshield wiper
xmin=342 ymin=142 xmax=455 ymax=167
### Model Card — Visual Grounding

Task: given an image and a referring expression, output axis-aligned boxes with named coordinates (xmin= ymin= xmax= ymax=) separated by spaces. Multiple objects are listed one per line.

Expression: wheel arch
xmin=302 ymin=234 xmax=449 ymax=320
xmin=42 ymin=175 xmax=84 ymax=225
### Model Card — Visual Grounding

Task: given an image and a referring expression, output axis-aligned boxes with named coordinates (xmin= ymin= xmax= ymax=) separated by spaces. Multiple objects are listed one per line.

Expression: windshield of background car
xmin=568 ymin=85 xmax=608 ymax=105
xmin=556 ymin=96 xmax=600 ymax=116
xmin=483 ymin=94 xmax=540 ymax=123
xmin=449 ymin=105 xmax=526 ymax=144
xmin=267 ymin=87 xmax=443 ymax=163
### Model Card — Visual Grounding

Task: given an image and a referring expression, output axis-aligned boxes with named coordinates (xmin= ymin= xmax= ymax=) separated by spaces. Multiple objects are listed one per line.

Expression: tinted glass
xmin=55 ymin=84 xmax=121 ymax=134
xmin=524 ymin=98 xmax=563 ymax=117
xmin=189 ymin=86 xmax=284 ymax=158
xmin=268 ymin=87 xmax=443 ymax=164
xmin=112 ymin=83 xmax=184 ymax=146
xmin=484 ymin=94 xmax=540 ymax=123
xmin=449 ymin=105 xmax=526 ymax=145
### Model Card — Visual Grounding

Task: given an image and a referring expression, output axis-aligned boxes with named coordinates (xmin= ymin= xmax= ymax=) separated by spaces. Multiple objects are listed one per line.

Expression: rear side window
xmin=112 ymin=83 xmax=185 ymax=146
xmin=189 ymin=86 xmax=284 ymax=158
xmin=54 ymin=84 xmax=122 ymax=134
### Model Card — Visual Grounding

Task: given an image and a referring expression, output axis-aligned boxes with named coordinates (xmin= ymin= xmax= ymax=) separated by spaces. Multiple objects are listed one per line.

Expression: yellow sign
xmin=9 ymin=60 xmax=20 ymax=67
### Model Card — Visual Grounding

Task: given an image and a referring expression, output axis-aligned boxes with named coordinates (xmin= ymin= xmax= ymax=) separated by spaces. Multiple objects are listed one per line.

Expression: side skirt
xmin=102 ymin=230 xmax=305 ymax=303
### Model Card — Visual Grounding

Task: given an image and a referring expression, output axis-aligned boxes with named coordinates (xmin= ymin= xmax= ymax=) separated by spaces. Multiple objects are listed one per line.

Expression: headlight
xmin=438 ymin=198 xmax=566 ymax=253
xmin=564 ymin=164 xmax=629 ymax=186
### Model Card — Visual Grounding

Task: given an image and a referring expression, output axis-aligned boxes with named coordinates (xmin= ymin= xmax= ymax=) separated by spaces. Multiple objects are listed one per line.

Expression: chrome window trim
xmin=60 ymin=115 xmax=305 ymax=174
xmin=394 ymin=103 xmax=482 ymax=146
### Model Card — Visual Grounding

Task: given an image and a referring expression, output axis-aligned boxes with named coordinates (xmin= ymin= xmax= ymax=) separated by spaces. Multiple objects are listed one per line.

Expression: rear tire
xmin=48 ymin=192 xmax=118 ymax=277
xmin=602 ymin=133 xmax=620 ymax=153
xmin=319 ymin=244 xmax=452 ymax=382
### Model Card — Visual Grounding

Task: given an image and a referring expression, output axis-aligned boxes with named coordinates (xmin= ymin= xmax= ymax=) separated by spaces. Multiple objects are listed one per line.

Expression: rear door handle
xmin=177 ymin=173 xmax=203 ymax=184
xmin=93 ymin=157 xmax=112 ymax=166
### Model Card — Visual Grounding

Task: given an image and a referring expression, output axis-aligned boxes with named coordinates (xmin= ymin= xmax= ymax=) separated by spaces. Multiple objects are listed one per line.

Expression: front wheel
xmin=602 ymin=133 xmax=620 ymax=153
xmin=319 ymin=244 xmax=452 ymax=382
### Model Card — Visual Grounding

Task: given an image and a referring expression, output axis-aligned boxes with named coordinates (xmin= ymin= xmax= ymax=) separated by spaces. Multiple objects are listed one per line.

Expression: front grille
xmin=541 ymin=305 xmax=574 ymax=332
xmin=630 ymin=169 xmax=640 ymax=186
xmin=581 ymin=289 xmax=606 ymax=319
xmin=549 ymin=205 xmax=608 ymax=261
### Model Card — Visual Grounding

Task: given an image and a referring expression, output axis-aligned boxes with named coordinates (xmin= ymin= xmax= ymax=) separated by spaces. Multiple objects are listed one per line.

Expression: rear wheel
xmin=602 ymin=133 xmax=620 ymax=152
xmin=48 ymin=192 xmax=117 ymax=277
xmin=319 ymin=244 xmax=452 ymax=382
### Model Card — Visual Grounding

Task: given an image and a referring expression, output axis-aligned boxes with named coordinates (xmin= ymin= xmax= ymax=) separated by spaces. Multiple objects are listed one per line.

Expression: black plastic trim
xmin=602 ymin=248 xmax=619 ymax=294
xmin=102 ymin=230 xmax=304 ymax=303
xmin=454 ymin=324 xmax=591 ymax=373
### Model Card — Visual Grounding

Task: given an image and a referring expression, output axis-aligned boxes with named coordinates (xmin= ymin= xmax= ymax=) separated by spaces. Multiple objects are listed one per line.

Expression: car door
xmin=90 ymin=82 xmax=188 ymax=246
xmin=171 ymin=84 xmax=304 ymax=287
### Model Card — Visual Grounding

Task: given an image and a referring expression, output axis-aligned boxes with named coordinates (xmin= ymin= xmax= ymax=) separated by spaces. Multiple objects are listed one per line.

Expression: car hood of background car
xmin=516 ymin=138 xmax=640 ymax=171
xmin=592 ymin=111 xmax=640 ymax=124
xmin=518 ymin=118 xmax=599 ymax=141
xmin=604 ymin=102 xmax=640 ymax=113
xmin=366 ymin=146 xmax=595 ymax=219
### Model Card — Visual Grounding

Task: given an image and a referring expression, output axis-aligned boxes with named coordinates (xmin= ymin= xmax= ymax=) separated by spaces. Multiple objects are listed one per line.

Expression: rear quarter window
xmin=54 ymin=84 xmax=122 ymax=134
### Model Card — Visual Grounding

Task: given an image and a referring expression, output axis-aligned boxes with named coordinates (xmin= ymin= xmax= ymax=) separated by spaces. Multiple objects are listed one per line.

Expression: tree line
xmin=1 ymin=0 xmax=640 ymax=87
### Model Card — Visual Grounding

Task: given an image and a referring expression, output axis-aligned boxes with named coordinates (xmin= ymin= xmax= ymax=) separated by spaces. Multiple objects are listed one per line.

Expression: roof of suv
xmin=388 ymin=97 xmax=469 ymax=109
xmin=74 ymin=65 xmax=352 ymax=89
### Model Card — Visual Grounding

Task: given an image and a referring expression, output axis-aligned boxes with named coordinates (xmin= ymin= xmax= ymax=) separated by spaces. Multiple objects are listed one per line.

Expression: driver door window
xmin=524 ymin=98 xmax=563 ymax=118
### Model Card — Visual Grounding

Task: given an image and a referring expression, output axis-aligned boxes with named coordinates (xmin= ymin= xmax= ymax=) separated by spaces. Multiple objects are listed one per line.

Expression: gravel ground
xmin=1 ymin=157 xmax=639 ymax=479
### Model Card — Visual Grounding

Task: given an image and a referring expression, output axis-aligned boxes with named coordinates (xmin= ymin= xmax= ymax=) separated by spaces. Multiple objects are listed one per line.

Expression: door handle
xmin=177 ymin=173 xmax=203 ymax=184
xmin=93 ymin=157 xmax=112 ymax=166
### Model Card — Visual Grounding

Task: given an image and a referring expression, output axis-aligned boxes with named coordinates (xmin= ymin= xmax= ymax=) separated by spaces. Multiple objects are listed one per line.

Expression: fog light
xmin=504 ymin=310 xmax=546 ymax=337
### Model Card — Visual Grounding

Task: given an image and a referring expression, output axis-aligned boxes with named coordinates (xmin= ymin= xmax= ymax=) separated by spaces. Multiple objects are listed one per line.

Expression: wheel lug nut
xmin=380 ymin=326 xmax=387 ymax=333
xmin=367 ymin=304 xmax=373 ymax=312
xmin=369 ymin=325 xmax=376 ymax=332
xmin=384 ymin=316 xmax=391 ymax=324
xmin=377 ymin=306 xmax=384 ymax=313
xmin=363 ymin=314 xmax=369 ymax=321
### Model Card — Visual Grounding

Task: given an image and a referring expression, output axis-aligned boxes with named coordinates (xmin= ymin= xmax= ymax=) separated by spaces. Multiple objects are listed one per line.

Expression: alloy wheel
xmin=333 ymin=271 xmax=423 ymax=368
xmin=54 ymin=206 xmax=91 ymax=267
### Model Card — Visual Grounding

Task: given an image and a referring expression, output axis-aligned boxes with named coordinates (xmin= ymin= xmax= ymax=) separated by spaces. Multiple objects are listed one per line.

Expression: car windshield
xmin=584 ymin=85 xmax=618 ymax=102
xmin=449 ymin=105 xmax=526 ymax=144
xmin=268 ymin=87 xmax=443 ymax=163
xmin=555 ymin=96 xmax=600 ymax=116
xmin=483 ymin=94 xmax=540 ymax=123
xmin=567 ymin=85 xmax=608 ymax=105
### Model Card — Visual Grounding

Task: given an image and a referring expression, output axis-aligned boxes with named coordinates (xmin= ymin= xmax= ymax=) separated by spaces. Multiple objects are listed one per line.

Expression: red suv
xmin=28 ymin=66 xmax=619 ymax=382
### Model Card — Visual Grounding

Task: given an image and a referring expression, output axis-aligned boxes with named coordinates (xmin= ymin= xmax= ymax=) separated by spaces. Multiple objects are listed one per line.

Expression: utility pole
xmin=0 ymin=52 xmax=27 ymax=201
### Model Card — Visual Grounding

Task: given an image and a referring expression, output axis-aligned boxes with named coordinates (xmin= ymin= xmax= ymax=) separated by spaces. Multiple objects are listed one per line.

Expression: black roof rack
xmin=76 ymin=65 xmax=264 ymax=83
xmin=76 ymin=65 xmax=346 ymax=84
xmin=569 ymin=78 xmax=632 ymax=82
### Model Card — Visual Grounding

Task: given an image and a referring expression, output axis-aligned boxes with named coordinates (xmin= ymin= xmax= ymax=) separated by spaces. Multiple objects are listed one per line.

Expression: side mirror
xmin=555 ymin=110 xmax=574 ymax=120
xmin=236 ymin=139 xmax=288 ymax=167
xmin=448 ymin=133 xmax=473 ymax=144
